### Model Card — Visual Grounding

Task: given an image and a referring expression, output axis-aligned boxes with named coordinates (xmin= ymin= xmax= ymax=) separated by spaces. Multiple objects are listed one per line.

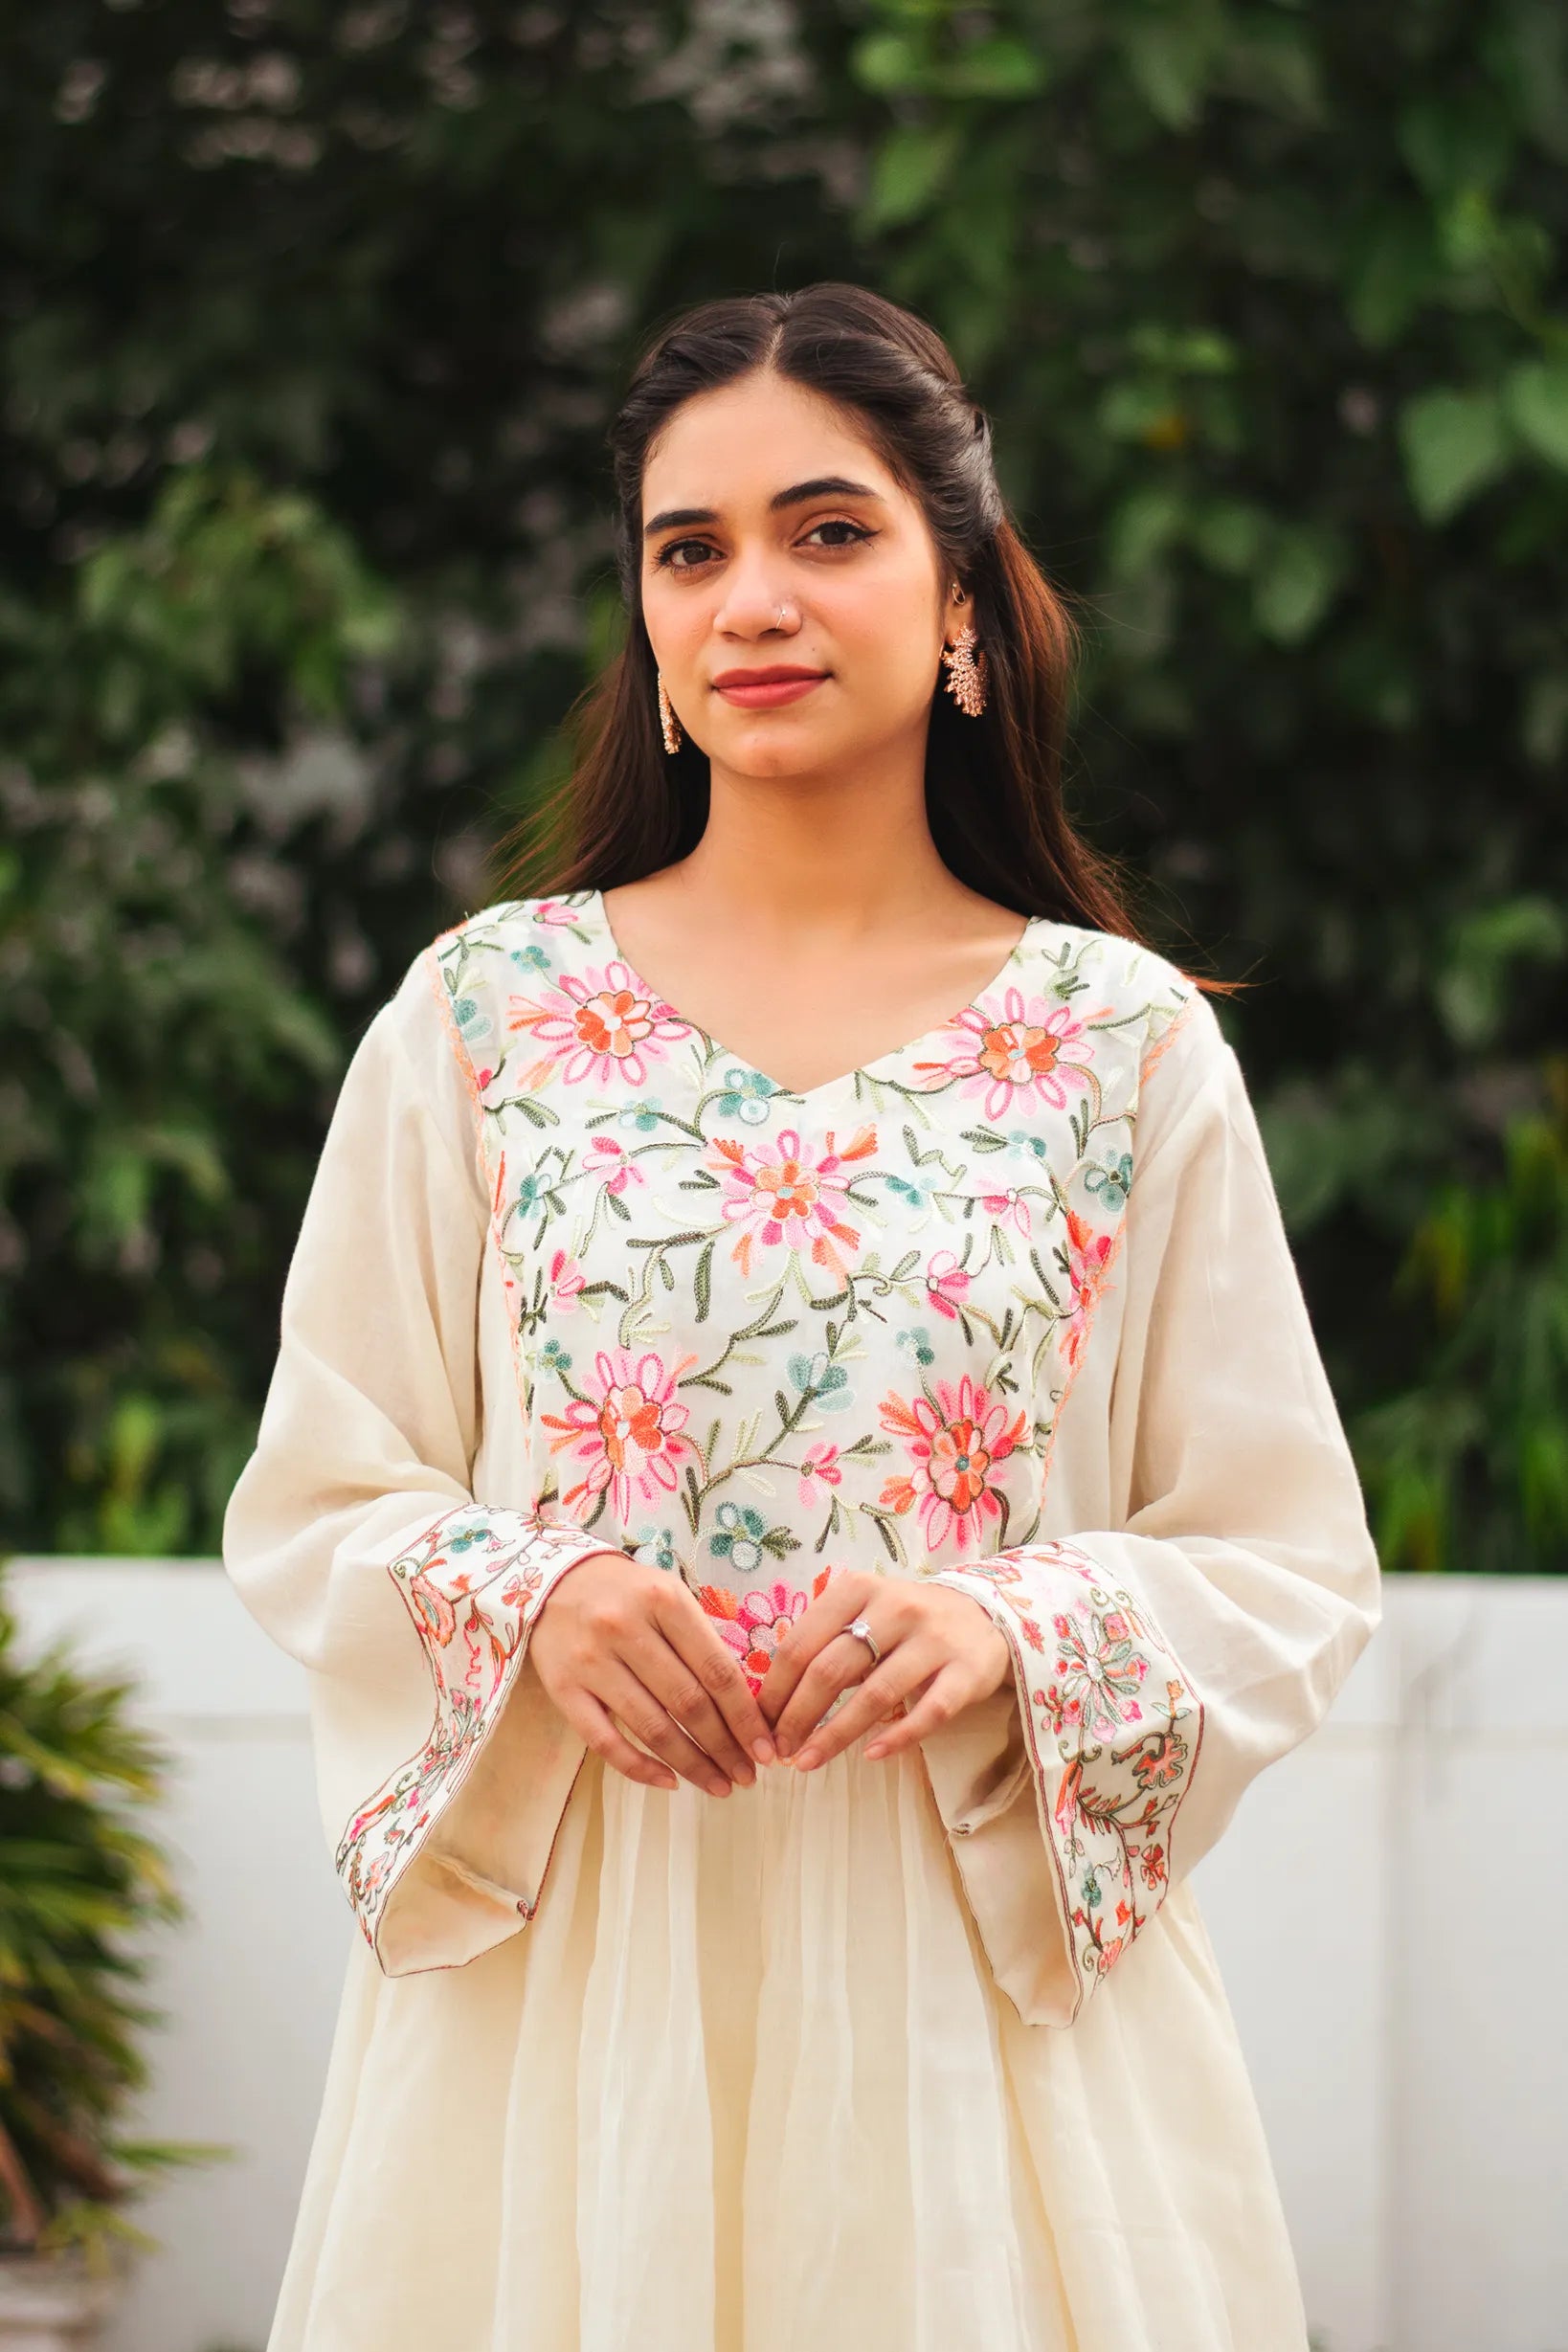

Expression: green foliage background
xmin=2 ymin=1 xmax=1564 ymax=1571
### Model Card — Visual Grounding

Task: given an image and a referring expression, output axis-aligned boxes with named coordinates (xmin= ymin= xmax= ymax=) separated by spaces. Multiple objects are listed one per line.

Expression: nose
xmin=712 ymin=547 xmax=795 ymax=638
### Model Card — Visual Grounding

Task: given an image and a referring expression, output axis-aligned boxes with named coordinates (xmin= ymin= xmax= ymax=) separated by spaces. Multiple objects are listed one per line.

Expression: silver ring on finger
xmin=840 ymin=1613 xmax=881 ymax=1667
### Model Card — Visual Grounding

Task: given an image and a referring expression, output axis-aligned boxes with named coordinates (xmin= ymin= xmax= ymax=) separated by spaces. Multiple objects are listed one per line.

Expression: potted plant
xmin=0 ymin=1557 xmax=231 ymax=2345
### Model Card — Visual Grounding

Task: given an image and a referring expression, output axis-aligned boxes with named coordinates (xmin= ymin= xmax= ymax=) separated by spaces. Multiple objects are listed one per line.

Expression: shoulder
xmin=1026 ymin=917 xmax=1242 ymax=1154
xmin=1029 ymin=916 xmax=1209 ymax=1058
xmin=377 ymin=891 xmax=599 ymax=1080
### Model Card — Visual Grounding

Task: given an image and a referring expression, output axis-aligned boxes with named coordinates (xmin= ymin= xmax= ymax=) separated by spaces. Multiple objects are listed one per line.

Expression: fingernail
xmin=752 ymin=1737 xmax=776 ymax=1765
xmin=794 ymin=1749 xmax=820 ymax=1771
xmin=775 ymin=1735 xmax=794 ymax=1759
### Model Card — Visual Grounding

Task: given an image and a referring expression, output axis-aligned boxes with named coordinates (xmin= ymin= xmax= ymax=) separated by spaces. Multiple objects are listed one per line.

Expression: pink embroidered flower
xmin=699 ymin=1568 xmax=838 ymax=1692
xmin=877 ymin=1372 xmax=1028 ymax=1555
xmin=706 ymin=1125 xmax=877 ymax=1283
xmin=540 ymin=1345 xmax=699 ymax=1519
xmin=1063 ymin=1208 xmax=1117 ymax=1367
xmin=584 ymin=1133 xmax=648 ymax=1196
xmin=924 ymin=1250 xmax=971 ymax=1318
xmin=908 ymin=991 xmax=1099 ymax=1121
xmin=977 ymin=1187 xmax=1034 ymax=1238
xmin=547 ymin=1247 xmax=585 ymax=1312
xmin=509 ymin=958 xmax=694 ymax=1087
xmin=797 ymin=1442 xmax=841 ymax=1507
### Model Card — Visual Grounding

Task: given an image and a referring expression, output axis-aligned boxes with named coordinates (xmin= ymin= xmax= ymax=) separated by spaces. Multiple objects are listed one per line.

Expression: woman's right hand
xmin=528 ymin=1550 xmax=778 ymax=1795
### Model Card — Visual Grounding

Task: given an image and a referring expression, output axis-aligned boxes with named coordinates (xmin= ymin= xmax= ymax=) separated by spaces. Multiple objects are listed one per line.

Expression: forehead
xmin=641 ymin=370 xmax=904 ymax=513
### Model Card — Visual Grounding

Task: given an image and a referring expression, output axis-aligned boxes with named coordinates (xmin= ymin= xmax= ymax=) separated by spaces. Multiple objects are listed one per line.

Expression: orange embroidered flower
xmin=509 ymin=958 xmax=695 ymax=1086
xmin=706 ymin=1125 xmax=876 ymax=1282
xmin=877 ymin=1372 xmax=1028 ymax=1554
xmin=540 ymin=1345 xmax=699 ymax=1519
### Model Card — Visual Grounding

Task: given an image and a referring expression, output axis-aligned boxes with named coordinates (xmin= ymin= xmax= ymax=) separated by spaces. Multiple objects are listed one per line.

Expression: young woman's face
xmin=638 ymin=368 xmax=965 ymax=780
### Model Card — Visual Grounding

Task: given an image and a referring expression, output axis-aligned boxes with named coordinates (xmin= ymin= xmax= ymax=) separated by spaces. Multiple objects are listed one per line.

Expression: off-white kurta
xmin=223 ymin=887 xmax=1381 ymax=2351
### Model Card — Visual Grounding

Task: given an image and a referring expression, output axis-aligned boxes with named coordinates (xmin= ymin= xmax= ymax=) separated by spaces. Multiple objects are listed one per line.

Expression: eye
xmin=653 ymin=537 xmax=717 ymax=572
xmin=800 ymin=519 xmax=876 ymax=550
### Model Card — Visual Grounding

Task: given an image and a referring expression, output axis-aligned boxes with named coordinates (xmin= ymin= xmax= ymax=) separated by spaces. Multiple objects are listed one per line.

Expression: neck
xmin=681 ymin=748 xmax=962 ymax=935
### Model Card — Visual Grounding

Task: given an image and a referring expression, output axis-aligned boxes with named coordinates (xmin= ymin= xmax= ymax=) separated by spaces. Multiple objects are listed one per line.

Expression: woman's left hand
xmin=755 ymin=1569 xmax=1013 ymax=1770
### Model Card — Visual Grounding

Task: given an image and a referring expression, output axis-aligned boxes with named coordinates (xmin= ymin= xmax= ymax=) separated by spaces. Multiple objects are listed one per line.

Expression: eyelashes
xmin=652 ymin=520 xmax=878 ymax=572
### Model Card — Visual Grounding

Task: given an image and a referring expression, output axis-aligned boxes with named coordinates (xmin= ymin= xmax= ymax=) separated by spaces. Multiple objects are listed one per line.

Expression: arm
xmin=921 ymin=988 xmax=1382 ymax=2025
xmin=222 ymin=950 xmax=617 ymax=1975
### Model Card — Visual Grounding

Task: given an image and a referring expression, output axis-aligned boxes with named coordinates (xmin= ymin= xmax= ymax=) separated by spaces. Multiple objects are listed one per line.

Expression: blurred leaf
xmin=862 ymin=122 xmax=963 ymax=232
xmin=1118 ymin=11 xmax=1220 ymax=130
xmin=1251 ymin=525 xmax=1348 ymax=644
xmin=1502 ymin=356 xmax=1568 ymax=470
xmin=1398 ymin=386 xmax=1512 ymax=521
xmin=1436 ymin=898 xmax=1568 ymax=1048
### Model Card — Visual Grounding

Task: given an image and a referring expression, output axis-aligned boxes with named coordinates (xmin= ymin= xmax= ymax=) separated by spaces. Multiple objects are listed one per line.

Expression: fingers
xmin=754 ymin=1570 xmax=880 ymax=1725
xmin=781 ymin=1647 xmax=942 ymax=1768
xmin=771 ymin=1592 xmax=918 ymax=1757
xmin=861 ymin=1667 xmax=969 ymax=1760
xmin=593 ymin=1660 xmax=738 ymax=1797
xmin=550 ymin=1685 xmax=681 ymax=1791
xmin=654 ymin=1585 xmax=779 ymax=1769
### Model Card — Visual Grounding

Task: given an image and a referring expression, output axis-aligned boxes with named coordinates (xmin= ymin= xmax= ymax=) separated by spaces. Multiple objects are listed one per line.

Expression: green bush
xmin=0 ymin=1560 xmax=229 ymax=2263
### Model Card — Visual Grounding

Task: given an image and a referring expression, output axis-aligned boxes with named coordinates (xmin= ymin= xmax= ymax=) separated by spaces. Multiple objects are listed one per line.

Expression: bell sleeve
xmin=919 ymin=986 xmax=1382 ymax=2027
xmin=221 ymin=948 xmax=617 ymax=1977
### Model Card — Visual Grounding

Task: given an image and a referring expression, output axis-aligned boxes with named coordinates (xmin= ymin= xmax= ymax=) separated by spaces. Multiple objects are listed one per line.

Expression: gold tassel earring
xmin=939 ymin=621 xmax=988 ymax=718
xmin=658 ymin=673 xmax=683 ymax=754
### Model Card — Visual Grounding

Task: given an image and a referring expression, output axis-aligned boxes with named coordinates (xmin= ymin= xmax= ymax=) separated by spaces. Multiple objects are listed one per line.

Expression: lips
xmin=711 ymin=666 xmax=827 ymax=709
xmin=712 ymin=666 xmax=824 ymax=686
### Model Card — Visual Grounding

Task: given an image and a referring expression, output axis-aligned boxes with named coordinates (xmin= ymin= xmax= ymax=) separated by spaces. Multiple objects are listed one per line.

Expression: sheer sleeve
xmin=920 ymin=988 xmax=1381 ymax=2026
xmin=221 ymin=948 xmax=617 ymax=1976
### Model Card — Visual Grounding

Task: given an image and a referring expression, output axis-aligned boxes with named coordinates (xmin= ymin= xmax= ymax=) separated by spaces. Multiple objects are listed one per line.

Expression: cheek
xmin=828 ymin=571 xmax=942 ymax=685
xmin=642 ymin=577 xmax=710 ymax=668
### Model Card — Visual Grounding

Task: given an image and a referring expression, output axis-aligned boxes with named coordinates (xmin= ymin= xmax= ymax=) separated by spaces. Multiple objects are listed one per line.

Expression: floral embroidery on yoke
xmin=351 ymin=888 xmax=1205 ymax=2001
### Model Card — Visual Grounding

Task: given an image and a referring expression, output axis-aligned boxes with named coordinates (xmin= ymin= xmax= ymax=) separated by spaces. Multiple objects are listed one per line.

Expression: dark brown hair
xmin=495 ymin=281 xmax=1230 ymax=990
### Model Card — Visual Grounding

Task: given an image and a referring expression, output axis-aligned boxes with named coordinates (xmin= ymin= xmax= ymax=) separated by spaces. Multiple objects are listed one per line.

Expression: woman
xmin=224 ymin=281 xmax=1380 ymax=2351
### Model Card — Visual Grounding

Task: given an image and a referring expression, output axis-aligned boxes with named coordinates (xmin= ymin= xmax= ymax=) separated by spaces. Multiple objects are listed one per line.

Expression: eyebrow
xmin=642 ymin=476 xmax=886 ymax=537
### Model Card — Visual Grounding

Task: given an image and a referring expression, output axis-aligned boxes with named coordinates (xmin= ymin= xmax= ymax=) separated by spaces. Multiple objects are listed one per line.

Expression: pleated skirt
xmin=267 ymin=1740 xmax=1309 ymax=2351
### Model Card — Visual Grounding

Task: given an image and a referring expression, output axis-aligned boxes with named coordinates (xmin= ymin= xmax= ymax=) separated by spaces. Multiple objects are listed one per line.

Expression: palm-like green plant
xmin=0 ymin=1560 xmax=230 ymax=2273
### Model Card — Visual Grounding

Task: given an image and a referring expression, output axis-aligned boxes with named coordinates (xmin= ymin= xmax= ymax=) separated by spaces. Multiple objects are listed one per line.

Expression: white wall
xmin=6 ymin=1562 xmax=1566 ymax=2352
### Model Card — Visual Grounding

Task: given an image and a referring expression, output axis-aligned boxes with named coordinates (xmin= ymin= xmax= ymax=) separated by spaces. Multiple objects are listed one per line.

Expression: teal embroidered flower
xmin=1085 ymin=1153 xmax=1133 ymax=1209
xmin=895 ymin=1325 xmax=936 ymax=1368
xmin=882 ymin=1170 xmax=940 ymax=1212
xmin=450 ymin=993 xmax=493 ymax=1046
xmin=1005 ymin=1126 xmax=1051 ymax=1168
xmin=631 ymin=1523 xmax=680 ymax=1572
xmin=714 ymin=1064 xmax=778 ymax=1125
xmin=788 ymin=1351 xmax=852 ymax=1411
xmin=618 ymin=1096 xmax=665 ymax=1133
xmin=513 ymin=1170 xmax=552 ymax=1221
xmin=507 ymin=943 xmax=553 ymax=978
xmin=709 ymin=1501 xmax=769 ymax=1574
xmin=539 ymin=1337 xmax=571 ymax=1375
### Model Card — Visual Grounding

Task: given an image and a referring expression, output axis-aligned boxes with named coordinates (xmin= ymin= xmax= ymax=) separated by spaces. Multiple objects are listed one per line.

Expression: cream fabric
xmin=223 ymin=890 xmax=1381 ymax=2350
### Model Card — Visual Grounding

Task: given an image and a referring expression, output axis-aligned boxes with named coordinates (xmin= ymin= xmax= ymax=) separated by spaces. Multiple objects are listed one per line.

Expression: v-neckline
xmin=587 ymin=886 xmax=1039 ymax=1108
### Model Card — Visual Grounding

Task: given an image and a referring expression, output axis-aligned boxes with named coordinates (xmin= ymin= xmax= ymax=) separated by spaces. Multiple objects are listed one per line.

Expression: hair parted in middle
xmin=498 ymin=280 xmax=1226 ymax=990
